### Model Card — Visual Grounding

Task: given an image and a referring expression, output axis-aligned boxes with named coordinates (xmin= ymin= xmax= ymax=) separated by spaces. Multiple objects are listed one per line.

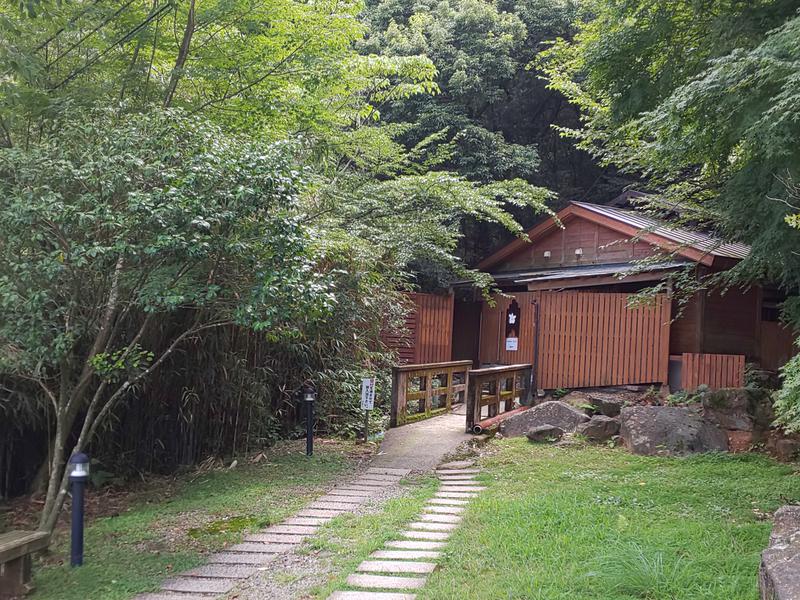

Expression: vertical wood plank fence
xmin=480 ymin=291 xmax=670 ymax=390
xmin=390 ymin=360 xmax=472 ymax=427
xmin=465 ymin=364 xmax=533 ymax=433
xmin=383 ymin=292 xmax=454 ymax=365
xmin=680 ymin=353 xmax=745 ymax=390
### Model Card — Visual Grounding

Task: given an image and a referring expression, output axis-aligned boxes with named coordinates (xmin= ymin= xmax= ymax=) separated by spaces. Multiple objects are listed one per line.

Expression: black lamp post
xmin=303 ymin=384 xmax=316 ymax=457
xmin=68 ymin=452 xmax=90 ymax=567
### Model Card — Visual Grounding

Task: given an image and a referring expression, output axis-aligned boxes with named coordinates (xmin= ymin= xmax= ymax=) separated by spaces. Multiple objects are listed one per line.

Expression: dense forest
xmin=1 ymin=0 xmax=799 ymax=533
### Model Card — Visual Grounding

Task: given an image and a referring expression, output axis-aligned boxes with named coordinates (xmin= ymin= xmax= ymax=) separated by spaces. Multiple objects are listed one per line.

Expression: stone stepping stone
xmin=409 ymin=522 xmax=457 ymax=532
xmin=244 ymin=533 xmax=305 ymax=544
xmin=161 ymin=576 xmax=236 ymax=594
xmin=400 ymin=530 xmax=450 ymax=541
xmin=266 ymin=524 xmax=319 ymax=535
xmin=419 ymin=513 xmax=462 ymax=524
xmin=347 ymin=573 xmax=426 ymax=590
xmin=317 ymin=495 xmax=366 ymax=504
xmin=439 ymin=486 xmax=485 ymax=492
xmin=135 ymin=594 xmax=216 ymax=600
xmin=181 ymin=564 xmax=257 ymax=579
xmin=336 ymin=485 xmax=383 ymax=493
xmin=437 ymin=473 xmax=477 ymax=480
xmin=385 ymin=540 xmax=446 ymax=550
xmin=348 ymin=480 xmax=392 ymax=488
xmin=297 ymin=509 xmax=345 ymax=518
xmin=423 ymin=505 xmax=465 ymax=514
xmin=357 ymin=560 xmax=437 ymax=574
xmin=208 ymin=552 xmax=276 ymax=565
xmin=438 ymin=460 xmax=475 ymax=470
xmin=358 ymin=474 xmax=403 ymax=482
xmin=283 ymin=516 xmax=331 ymax=526
xmin=328 ymin=489 xmax=375 ymax=497
xmin=329 ymin=591 xmax=417 ymax=600
xmin=226 ymin=542 xmax=294 ymax=554
xmin=371 ymin=550 xmax=442 ymax=560
xmin=427 ymin=498 xmax=469 ymax=506
xmin=435 ymin=468 xmax=479 ymax=475
xmin=366 ymin=467 xmax=412 ymax=476
xmin=437 ymin=480 xmax=479 ymax=486
xmin=435 ymin=492 xmax=477 ymax=499
xmin=310 ymin=501 xmax=365 ymax=511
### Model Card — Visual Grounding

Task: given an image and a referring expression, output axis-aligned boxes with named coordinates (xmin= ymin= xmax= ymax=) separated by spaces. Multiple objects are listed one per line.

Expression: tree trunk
xmin=163 ymin=0 xmax=196 ymax=108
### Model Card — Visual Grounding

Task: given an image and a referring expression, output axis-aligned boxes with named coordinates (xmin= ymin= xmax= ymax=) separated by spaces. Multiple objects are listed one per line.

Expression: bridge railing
xmin=390 ymin=360 xmax=473 ymax=427
xmin=465 ymin=364 xmax=533 ymax=433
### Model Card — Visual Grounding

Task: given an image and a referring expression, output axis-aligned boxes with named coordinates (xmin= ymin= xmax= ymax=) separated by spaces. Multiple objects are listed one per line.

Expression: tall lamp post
xmin=68 ymin=452 xmax=90 ymax=567
xmin=303 ymin=384 xmax=316 ymax=457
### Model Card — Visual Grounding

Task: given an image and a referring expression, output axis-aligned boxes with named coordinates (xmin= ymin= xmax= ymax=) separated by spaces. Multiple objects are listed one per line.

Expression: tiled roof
xmin=573 ymin=202 xmax=750 ymax=260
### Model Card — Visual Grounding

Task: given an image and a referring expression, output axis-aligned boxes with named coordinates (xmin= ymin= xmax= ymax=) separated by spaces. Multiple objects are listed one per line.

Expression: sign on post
xmin=361 ymin=377 xmax=376 ymax=410
xmin=361 ymin=377 xmax=376 ymax=443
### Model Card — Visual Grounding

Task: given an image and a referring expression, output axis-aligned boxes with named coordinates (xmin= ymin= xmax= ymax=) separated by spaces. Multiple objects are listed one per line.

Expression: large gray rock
xmin=619 ymin=406 xmax=728 ymax=456
xmin=586 ymin=392 xmax=625 ymax=417
xmin=499 ymin=401 xmax=589 ymax=438
xmin=577 ymin=415 xmax=620 ymax=442
xmin=760 ymin=506 xmax=800 ymax=600
xmin=703 ymin=388 xmax=775 ymax=433
xmin=526 ymin=425 xmax=565 ymax=443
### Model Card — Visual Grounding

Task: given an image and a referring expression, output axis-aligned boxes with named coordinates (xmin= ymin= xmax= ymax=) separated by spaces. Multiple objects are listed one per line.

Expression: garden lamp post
xmin=68 ymin=452 xmax=90 ymax=567
xmin=303 ymin=384 xmax=316 ymax=457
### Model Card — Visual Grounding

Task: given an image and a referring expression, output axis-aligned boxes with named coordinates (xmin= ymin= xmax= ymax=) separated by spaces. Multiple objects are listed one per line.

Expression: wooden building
xmin=451 ymin=201 xmax=796 ymax=391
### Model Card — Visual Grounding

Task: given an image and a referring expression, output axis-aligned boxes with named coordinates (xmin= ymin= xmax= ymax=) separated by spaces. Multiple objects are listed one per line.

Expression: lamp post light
xmin=68 ymin=452 xmax=90 ymax=567
xmin=303 ymin=384 xmax=316 ymax=457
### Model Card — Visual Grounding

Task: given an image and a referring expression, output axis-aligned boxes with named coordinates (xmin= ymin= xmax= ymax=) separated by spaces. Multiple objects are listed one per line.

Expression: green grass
xmin=29 ymin=441 xmax=362 ymax=600
xmin=418 ymin=440 xmax=800 ymax=600
xmin=305 ymin=474 xmax=439 ymax=599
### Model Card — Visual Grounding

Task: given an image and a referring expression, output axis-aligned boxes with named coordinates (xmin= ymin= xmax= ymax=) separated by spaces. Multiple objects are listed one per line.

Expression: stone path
xmin=133 ymin=467 xmax=411 ymax=600
xmin=325 ymin=464 xmax=484 ymax=600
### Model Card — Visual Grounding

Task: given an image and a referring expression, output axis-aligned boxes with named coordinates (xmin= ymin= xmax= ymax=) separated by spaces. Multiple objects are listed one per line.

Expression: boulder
xmin=526 ymin=425 xmax=564 ymax=443
xmin=619 ymin=406 xmax=728 ymax=456
xmin=577 ymin=415 xmax=620 ymax=442
xmin=775 ymin=439 xmax=800 ymax=463
xmin=586 ymin=392 xmax=625 ymax=417
xmin=703 ymin=388 xmax=775 ymax=433
xmin=499 ymin=401 xmax=589 ymax=438
xmin=560 ymin=391 xmax=594 ymax=415
xmin=760 ymin=506 xmax=800 ymax=600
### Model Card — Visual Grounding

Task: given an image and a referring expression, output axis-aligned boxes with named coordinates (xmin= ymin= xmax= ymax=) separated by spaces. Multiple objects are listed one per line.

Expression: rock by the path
xmin=586 ymin=392 xmax=626 ymax=417
xmin=576 ymin=415 xmax=620 ymax=442
xmin=526 ymin=425 xmax=564 ymax=443
xmin=702 ymin=389 xmax=755 ymax=431
xmin=499 ymin=401 xmax=589 ymax=438
xmin=759 ymin=505 xmax=800 ymax=600
xmin=560 ymin=391 xmax=594 ymax=415
xmin=619 ymin=406 xmax=728 ymax=456
xmin=774 ymin=439 xmax=800 ymax=462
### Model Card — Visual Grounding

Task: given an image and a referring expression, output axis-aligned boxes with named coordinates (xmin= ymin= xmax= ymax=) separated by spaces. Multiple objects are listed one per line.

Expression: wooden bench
xmin=0 ymin=531 xmax=50 ymax=598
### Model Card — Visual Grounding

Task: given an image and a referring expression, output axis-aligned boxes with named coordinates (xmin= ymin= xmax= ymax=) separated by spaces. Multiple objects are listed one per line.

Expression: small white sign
xmin=505 ymin=337 xmax=519 ymax=351
xmin=361 ymin=377 xmax=376 ymax=410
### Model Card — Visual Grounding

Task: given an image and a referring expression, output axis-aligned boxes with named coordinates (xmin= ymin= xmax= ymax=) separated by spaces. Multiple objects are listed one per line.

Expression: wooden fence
xmin=390 ymin=360 xmax=472 ymax=427
xmin=465 ymin=364 xmax=532 ymax=433
xmin=383 ymin=292 xmax=454 ymax=365
xmin=681 ymin=353 xmax=745 ymax=390
xmin=480 ymin=291 xmax=671 ymax=389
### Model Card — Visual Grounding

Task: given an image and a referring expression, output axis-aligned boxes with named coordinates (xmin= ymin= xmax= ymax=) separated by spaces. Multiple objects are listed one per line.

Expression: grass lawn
xmin=419 ymin=440 xmax=800 ymax=600
xmin=21 ymin=440 xmax=366 ymax=600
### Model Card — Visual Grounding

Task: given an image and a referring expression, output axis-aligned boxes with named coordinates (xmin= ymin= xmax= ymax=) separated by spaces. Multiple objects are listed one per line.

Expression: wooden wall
xmin=497 ymin=218 xmax=660 ymax=272
xmin=480 ymin=291 xmax=671 ymax=389
xmin=760 ymin=321 xmax=797 ymax=372
xmin=383 ymin=293 xmax=454 ymax=365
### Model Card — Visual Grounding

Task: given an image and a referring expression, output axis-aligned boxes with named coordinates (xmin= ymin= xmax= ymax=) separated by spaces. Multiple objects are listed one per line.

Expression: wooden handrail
xmin=465 ymin=364 xmax=533 ymax=433
xmin=390 ymin=361 xmax=471 ymax=427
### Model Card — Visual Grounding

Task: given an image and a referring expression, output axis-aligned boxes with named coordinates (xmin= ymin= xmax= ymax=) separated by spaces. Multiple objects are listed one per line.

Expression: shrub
xmin=774 ymin=348 xmax=800 ymax=433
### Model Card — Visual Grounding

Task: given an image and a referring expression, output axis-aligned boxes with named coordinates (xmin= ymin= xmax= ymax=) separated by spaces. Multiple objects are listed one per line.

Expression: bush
xmin=774 ymin=349 xmax=800 ymax=433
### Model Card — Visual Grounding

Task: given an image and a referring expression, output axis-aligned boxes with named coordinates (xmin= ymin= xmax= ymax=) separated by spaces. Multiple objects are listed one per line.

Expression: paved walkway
xmin=133 ymin=408 xmax=471 ymax=600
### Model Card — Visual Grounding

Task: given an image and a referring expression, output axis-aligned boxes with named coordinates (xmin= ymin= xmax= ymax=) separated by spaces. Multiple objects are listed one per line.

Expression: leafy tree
xmin=0 ymin=109 xmax=331 ymax=529
xmin=540 ymin=1 xmax=800 ymax=312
